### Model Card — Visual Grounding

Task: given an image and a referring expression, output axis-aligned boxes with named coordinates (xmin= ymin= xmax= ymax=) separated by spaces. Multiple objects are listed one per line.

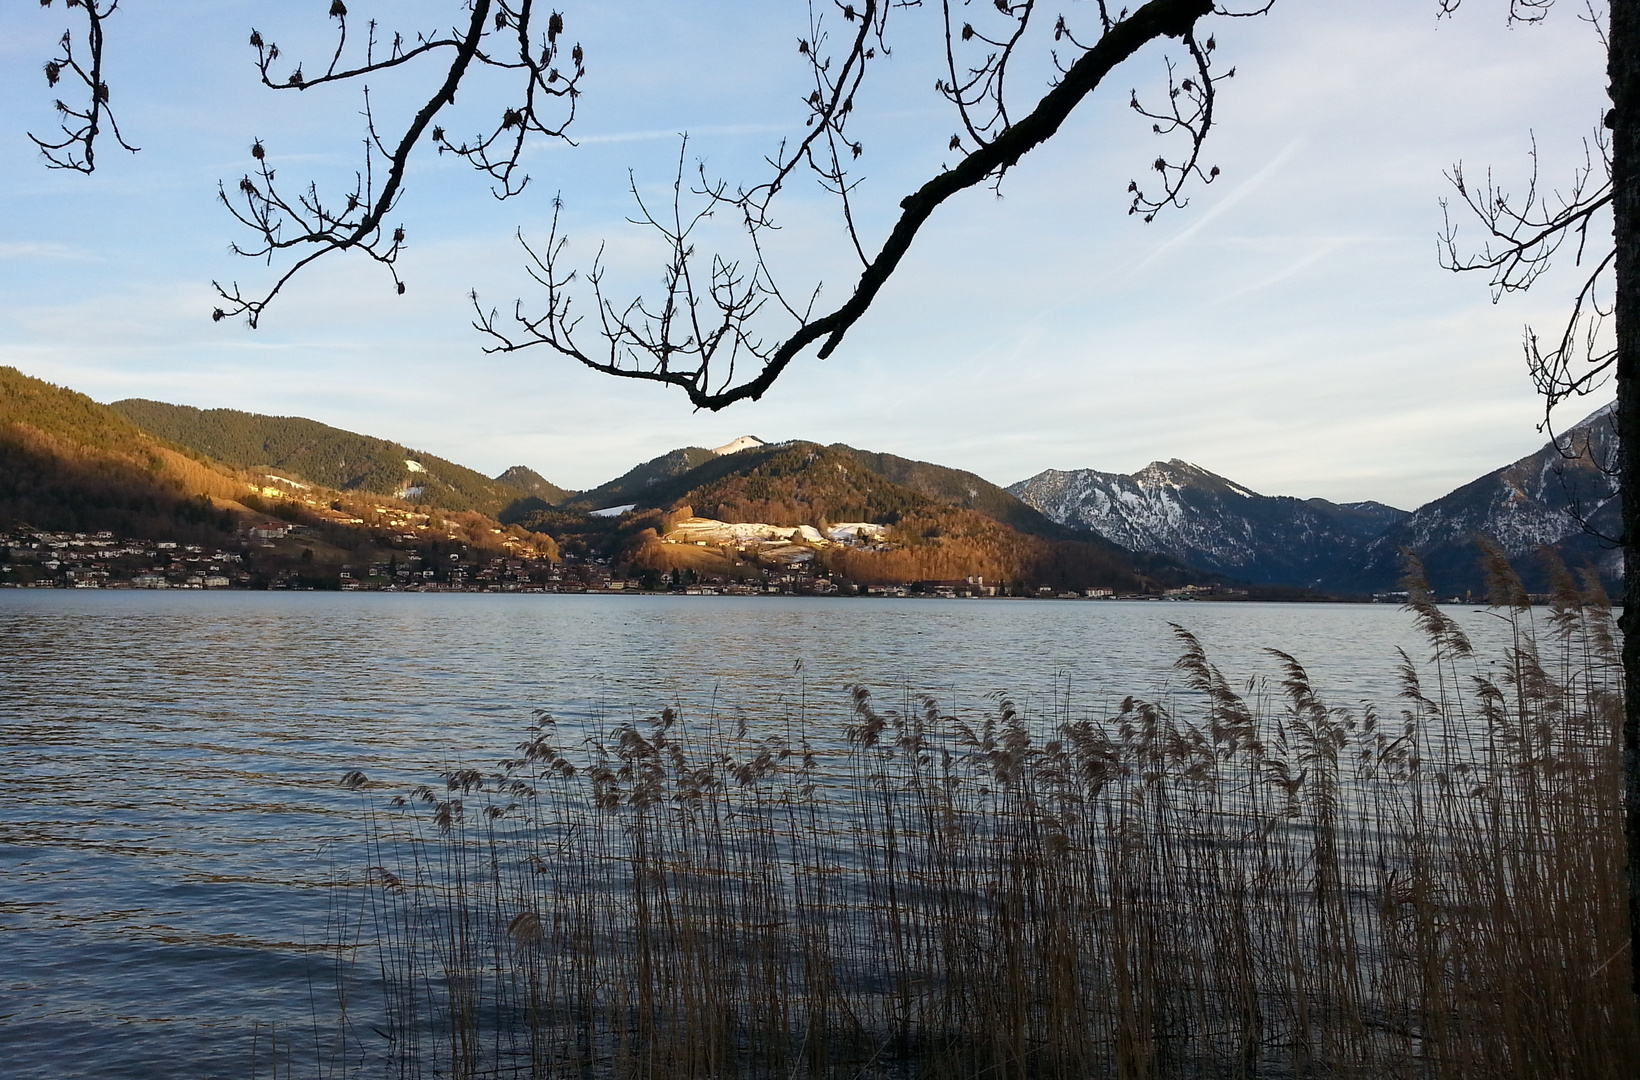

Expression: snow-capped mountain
xmin=1008 ymin=403 xmax=1620 ymax=595
xmin=1347 ymin=404 xmax=1619 ymax=594
xmin=1008 ymin=459 xmax=1407 ymax=588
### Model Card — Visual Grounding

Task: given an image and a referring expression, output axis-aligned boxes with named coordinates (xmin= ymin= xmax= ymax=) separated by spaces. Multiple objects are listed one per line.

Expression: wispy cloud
xmin=1132 ymin=139 xmax=1304 ymax=274
xmin=513 ymin=123 xmax=794 ymax=157
xmin=1208 ymin=237 xmax=1353 ymax=306
xmin=0 ymin=241 xmax=85 ymax=261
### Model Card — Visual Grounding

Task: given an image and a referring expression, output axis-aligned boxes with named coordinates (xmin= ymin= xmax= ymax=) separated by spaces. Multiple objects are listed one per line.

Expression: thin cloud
xmin=1132 ymin=138 xmax=1304 ymax=274
xmin=534 ymin=123 xmax=792 ymax=151
xmin=1209 ymin=237 xmax=1352 ymax=306
xmin=0 ymin=241 xmax=85 ymax=261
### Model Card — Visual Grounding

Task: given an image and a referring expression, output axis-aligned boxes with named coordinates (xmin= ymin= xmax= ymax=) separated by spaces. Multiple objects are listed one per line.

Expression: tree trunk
xmin=1611 ymin=0 xmax=1640 ymax=999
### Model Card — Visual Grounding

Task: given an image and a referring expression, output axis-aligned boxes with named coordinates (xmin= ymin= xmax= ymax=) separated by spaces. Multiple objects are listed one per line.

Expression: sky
xmin=0 ymin=1 xmax=1615 ymax=509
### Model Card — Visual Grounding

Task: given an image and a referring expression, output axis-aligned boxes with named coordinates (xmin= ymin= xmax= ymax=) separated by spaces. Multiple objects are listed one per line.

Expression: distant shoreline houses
xmin=0 ymin=529 xmax=248 ymax=590
xmin=2 ymin=523 xmax=1277 ymax=601
xmin=0 ymin=527 xmax=1185 ymax=599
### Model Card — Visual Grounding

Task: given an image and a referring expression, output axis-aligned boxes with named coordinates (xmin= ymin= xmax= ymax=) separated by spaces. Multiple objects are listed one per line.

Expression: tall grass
xmin=329 ymin=551 xmax=1636 ymax=1078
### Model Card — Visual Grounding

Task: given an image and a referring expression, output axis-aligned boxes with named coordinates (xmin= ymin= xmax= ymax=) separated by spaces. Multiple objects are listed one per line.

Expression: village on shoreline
xmin=0 ymin=525 xmax=1286 ymax=601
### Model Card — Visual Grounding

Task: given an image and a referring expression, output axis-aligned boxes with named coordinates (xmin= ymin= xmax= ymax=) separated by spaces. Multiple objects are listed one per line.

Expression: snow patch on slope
xmin=711 ymin=435 xmax=767 ymax=456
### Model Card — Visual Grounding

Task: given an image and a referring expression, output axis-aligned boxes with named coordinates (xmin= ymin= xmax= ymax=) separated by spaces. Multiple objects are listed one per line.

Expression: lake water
xmin=0 ymin=592 xmax=1525 ymax=1078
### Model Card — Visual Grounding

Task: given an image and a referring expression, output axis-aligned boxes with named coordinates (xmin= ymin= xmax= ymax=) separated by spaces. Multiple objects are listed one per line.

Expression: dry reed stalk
xmin=319 ymin=551 xmax=1636 ymax=1079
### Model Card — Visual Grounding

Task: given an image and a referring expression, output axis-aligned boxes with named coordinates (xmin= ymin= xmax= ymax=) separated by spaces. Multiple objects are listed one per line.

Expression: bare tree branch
xmin=1441 ymin=124 xmax=1616 ymax=457
xmin=478 ymin=0 xmax=1224 ymax=410
xmin=214 ymin=1 xmax=585 ymax=328
xmin=1126 ymin=32 xmax=1225 ymax=220
xmin=29 ymin=0 xmax=139 ymax=173
xmin=1437 ymin=0 xmax=1559 ymax=25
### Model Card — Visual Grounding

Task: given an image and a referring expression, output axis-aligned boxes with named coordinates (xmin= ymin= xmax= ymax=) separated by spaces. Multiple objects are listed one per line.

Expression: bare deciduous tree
xmin=23 ymin=0 xmax=1237 ymax=391
xmin=473 ymin=0 xmax=1248 ymax=409
xmin=210 ymin=1 xmax=585 ymax=327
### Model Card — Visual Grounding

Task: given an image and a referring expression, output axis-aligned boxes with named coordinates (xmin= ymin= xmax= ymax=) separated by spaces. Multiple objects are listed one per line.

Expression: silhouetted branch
xmin=1437 ymin=0 xmax=1559 ymax=25
xmin=1441 ymin=126 xmax=1615 ymax=451
xmin=1549 ymin=416 xmax=1622 ymax=544
xmin=1126 ymin=32 xmax=1225 ymax=220
xmin=29 ymin=0 xmax=139 ymax=173
xmin=479 ymin=0 xmax=1225 ymax=410
xmin=215 ymin=1 xmax=584 ymax=328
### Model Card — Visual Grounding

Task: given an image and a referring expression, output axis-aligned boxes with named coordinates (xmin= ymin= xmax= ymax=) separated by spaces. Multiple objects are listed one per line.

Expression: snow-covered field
xmin=656 ymin=518 xmax=891 ymax=566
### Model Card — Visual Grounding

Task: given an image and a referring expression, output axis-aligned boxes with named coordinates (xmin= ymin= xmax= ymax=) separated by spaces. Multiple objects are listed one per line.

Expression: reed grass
xmin=327 ymin=550 xmax=1637 ymax=1078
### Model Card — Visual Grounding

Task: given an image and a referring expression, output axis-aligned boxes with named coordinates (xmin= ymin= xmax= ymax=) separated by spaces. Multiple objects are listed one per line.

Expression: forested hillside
xmin=110 ymin=399 xmax=545 ymax=516
xmin=565 ymin=446 xmax=720 ymax=510
xmin=0 ymin=368 xmax=559 ymax=584
xmin=0 ymin=367 xmax=245 ymax=540
xmin=832 ymin=444 xmax=1089 ymax=542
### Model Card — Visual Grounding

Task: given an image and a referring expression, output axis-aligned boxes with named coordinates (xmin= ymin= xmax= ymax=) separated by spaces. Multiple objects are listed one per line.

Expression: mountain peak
xmin=495 ymin=465 xmax=574 ymax=505
xmin=1133 ymin=459 xmax=1260 ymax=499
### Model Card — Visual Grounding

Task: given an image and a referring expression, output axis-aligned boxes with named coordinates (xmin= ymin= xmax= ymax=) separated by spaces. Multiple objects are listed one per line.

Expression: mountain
xmin=110 ymin=399 xmax=543 ymax=517
xmin=572 ymin=440 xmax=1100 ymax=543
xmin=520 ymin=440 xmax=1194 ymax=593
xmin=37 ymin=360 xmax=1614 ymax=599
xmin=1347 ymin=405 xmax=1620 ymax=595
xmin=0 ymin=368 xmax=559 ymax=579
xmin=1009 ymin=404 xmax=1621 ymax=596
xmin=1009 ymin=459 xmax=1409 ymax=588
xmin=495 ymin=465 xmax=574 ymax=505
xmin=569 ymin=438 xmax=785 ymax=511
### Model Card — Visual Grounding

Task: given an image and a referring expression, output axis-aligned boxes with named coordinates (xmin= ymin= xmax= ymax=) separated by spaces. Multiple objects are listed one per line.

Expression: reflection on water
xmin=0 ymin=592 xmax=1518 ymax=1078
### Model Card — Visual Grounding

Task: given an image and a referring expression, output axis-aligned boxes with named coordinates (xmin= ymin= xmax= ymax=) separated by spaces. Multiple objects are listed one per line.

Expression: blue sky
xmin=0 ymin=1 xmax=1612 ymax=508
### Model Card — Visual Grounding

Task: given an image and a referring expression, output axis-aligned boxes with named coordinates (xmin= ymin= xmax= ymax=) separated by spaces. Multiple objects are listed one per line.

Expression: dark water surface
xmin=0 ymin=592 xmax=1518 ymax=1078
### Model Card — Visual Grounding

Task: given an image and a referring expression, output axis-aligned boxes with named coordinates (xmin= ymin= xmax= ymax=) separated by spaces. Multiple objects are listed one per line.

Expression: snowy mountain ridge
xmin=1008 ymin=459 xmax=1401 ymax=588
xmin=1009 ymin=403 xmax=1619 ymax=594
xmin=1348 ymin=405 xmax=1619 ymax=592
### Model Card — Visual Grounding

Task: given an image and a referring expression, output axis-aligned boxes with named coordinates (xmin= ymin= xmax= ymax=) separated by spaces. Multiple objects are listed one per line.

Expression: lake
xmin=0 ymin=592 xmax=1525 ymax=1078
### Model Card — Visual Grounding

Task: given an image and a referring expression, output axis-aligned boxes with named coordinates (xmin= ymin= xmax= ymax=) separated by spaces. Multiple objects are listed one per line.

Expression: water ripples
xmin=0 ymin=591 xmax=1516 ymax=1078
